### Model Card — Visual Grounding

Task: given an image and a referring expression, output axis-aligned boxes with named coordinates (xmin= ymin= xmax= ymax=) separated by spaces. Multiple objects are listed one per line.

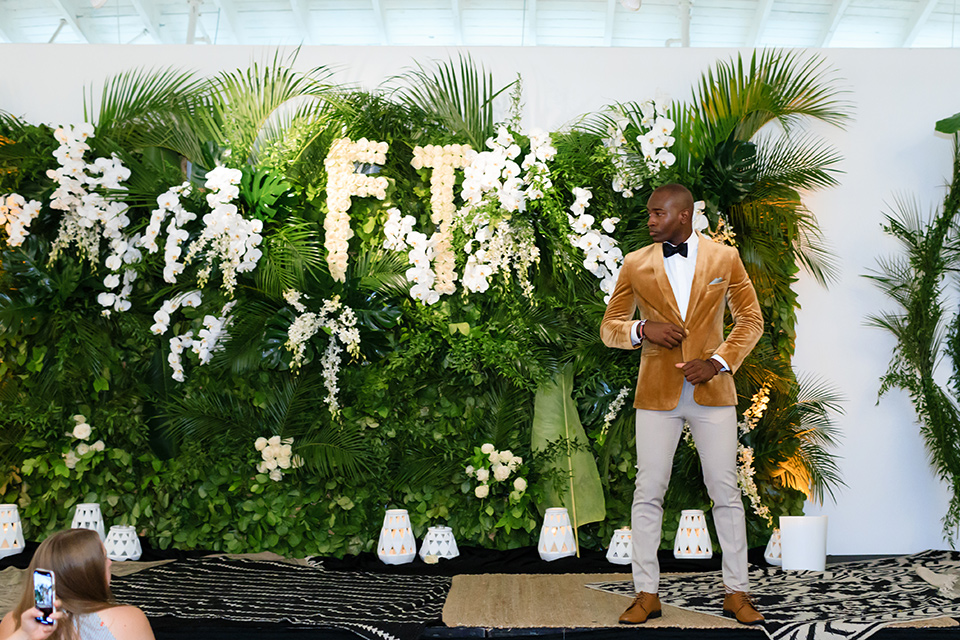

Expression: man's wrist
xmin=709 ymin=358 xmax=723 ymax=374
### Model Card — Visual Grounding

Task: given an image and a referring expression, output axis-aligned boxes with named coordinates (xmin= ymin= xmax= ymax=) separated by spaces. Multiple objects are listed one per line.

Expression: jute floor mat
xmin=443 ymin=572 xmax=746 ymax=629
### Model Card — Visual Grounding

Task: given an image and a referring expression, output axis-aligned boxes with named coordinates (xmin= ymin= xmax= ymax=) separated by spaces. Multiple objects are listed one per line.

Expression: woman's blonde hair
xmin=13 ymin=528 xmax=117 ymax=640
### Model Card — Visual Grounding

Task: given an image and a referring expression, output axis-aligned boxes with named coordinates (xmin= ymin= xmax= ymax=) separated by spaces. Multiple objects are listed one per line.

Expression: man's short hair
xmin=652 ymin=183 xmax=694 ymax=213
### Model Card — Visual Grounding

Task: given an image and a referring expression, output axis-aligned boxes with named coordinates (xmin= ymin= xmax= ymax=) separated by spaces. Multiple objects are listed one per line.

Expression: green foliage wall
xmin=1 ymin=51 xmax=846 ymax=556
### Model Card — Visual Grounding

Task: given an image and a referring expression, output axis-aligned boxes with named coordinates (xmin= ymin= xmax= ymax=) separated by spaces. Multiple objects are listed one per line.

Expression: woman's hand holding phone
xmin=12 ymin=606 xmax=62 ymax=640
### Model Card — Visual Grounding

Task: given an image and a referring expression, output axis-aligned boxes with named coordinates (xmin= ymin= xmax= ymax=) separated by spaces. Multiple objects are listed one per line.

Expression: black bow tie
xmin=662 ymin=242 xmax=688 ymax=258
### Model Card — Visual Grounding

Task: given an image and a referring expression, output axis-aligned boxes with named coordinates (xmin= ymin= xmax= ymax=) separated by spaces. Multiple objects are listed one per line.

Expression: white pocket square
xmin=709 ymin=277 xmax=724 ymax=285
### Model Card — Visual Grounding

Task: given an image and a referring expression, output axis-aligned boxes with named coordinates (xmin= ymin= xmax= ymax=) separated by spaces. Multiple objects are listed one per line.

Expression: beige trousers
xmin=631 ymin=380 xmax=748 ymax=594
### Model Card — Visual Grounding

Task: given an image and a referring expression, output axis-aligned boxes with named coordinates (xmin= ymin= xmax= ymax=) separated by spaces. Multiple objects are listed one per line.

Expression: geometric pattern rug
xmin=586 ymin=550 xmax=960 ymax=640
xmin=111 ymin=556 xmax=451 ymax=640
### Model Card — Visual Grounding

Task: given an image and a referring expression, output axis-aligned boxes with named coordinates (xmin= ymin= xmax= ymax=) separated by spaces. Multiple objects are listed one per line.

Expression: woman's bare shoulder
xmin=96 ymin=605 xmax=155 ymax=640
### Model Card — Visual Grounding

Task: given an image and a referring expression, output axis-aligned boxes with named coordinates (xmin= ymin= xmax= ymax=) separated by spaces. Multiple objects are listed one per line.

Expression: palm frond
xmin=389 ymin=54 xmax=515 ymax=149
xmin=85 ymin=67 xmax=206 ymax=161
xmin=255 ymin=218 xmax=326 ymax=297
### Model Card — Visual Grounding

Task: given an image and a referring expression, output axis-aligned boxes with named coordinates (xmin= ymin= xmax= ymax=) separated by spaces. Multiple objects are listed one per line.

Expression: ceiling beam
xmin=289 ymin=0 xmax=314 ymax=45
xmin=129 ymin=0 xmax=164 ymax=43
xmin=371 ymin=0 xmax=387 ymax=44
xmin=211 ymin=0 xmax=243 ymax=44
xmin=817 ymin=0 xmax=851 ymax=47
xmin=604 ymin=0 xmax=616 ymax=46
xmin=746 ymin=0 xmax=774 ymax=47
xmin=451 ymin=0 xmax=463 ymax=45
xmin=901 ymin=0 xmax=938 ymax=47
xmin=522 ymin=0 xmax=537 ymax=46
xmin=48 ymin=0 xmax=93 ymax=43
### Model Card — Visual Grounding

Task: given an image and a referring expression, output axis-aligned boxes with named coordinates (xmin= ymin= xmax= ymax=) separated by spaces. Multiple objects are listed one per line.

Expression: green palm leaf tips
xmin=532 ymin=365 xmax=606 ymax=554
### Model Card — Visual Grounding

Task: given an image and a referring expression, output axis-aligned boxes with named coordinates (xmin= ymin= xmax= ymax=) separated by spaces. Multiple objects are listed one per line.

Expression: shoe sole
xmin=618 ymin=609 xmax=662 ymax=625
xmin=722 ymin=610 xmax=764 ymax=625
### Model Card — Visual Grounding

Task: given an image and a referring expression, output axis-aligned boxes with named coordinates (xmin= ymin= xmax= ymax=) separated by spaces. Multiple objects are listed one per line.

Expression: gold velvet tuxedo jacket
xmin=600 ymin=232 xmax=763 ymax=411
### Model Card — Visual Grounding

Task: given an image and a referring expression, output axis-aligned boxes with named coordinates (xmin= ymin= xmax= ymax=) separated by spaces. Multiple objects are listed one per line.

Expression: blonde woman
xmin=0 ymin=529 xmax=154 ymax=640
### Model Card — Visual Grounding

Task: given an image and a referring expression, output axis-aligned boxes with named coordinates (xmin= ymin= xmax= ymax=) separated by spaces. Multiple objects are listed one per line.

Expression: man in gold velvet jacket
xmin=600 ymin=183 xmax=765 ymax=626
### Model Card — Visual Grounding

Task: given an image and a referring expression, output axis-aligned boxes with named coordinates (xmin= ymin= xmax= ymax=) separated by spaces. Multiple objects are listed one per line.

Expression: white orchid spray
xmin=604 ymin=98 xmax=677 ymax=198
xmin=283 ymin=293 xmax=361 ymax=415
xmin=566 ymin=186 xmax=623 ymax=303
xmin=599 ymin=387 xmax=632 ymax=443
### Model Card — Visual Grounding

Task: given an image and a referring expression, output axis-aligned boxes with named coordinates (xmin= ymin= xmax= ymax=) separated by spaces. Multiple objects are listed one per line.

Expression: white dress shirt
xmin=630 ymin=232 xmax=729 ymax=371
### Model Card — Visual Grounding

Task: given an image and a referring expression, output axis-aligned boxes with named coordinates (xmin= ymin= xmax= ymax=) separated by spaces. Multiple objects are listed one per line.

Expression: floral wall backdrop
xmin=0 ymin=48 xmax=851 ymax=556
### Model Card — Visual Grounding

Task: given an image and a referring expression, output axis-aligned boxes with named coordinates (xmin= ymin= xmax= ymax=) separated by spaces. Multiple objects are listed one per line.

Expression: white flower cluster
xmin=46 ymin=124 xmax=137 ymax=271
xmin=324 ymin=138 xmax=389 ymax=282
xmin=0 ymin=193 xmax=41 ymax=247
xmin=519 ymin=128 xmax=557 ymax=200
xmin=254 ymin=435 xmax=304 ymax=482
xmin=383 ymin=208 xmax=443 ymax=304
xmin=461 ymin=127 xmax=526 ymax=212
xmin=566 ymin=187 xmax=623 ymax=303
xmin=63 ymin=414 xmax=106 ymax=470
xmin=182 ymin=167 xmax=263 ymax=296
xmin=162 ymin=298 xmax=234 ymax=382
xmin=605 ymin=99 xmax=676 ymax=198
xmin=467 ymin=443 xmax=527 ymax=501
xmin=283 ymin=294 xmax=361 ymax=415
xmin=736 ymin=444 xmax=773 ymax=527
xmin=140 ymin=182 xmax=197 ymax=283
xmin=41 ymin=124 xmax=142 ymax=316
xmin=738 ymin=383 xmax=771 ymax=435
xmin=150 ymin=290 xmax=202 ymax=335
xmin=461 ymin=217 xmax=540 ymax=297
xmin=410 ymin=144 xmax=472 ymax=298
xmin=599 ymin=387 xmax=632 ymax=441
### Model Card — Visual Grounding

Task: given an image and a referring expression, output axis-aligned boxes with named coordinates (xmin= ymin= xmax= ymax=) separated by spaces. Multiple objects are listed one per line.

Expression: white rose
xmin=76 ymin=443 xmax=90 ymax=456
xmin=269 ymin=468 xmax=283 ymax=482
xmin=72 ymin=422 xmax=92 ymax=440
xmin=514 ymin=477 xmax=527 ymax=492
xmin=488 ymin=451 xmax=501 ymax=465
xmin=474 ymin=484 xmax=490 ymax=499
xmin=499 ymin=450 xmax=514 ymax=464
xmin=475 ymin=468 xmax=490 ymax=483
xmin=465 ymin=465 xmax=475 ymax=477
xmin=64 ymin=450 xmax=79 ymax=469
xmin=493 ymin=464 xmax=511 ymax=482
xmin=73 ymin=415 xmax=86 ymax=424
xmin=254 ymin=437 xmax=268 ymax=451
xmin=91 ymin=440 xmax=105 ymax=452
xmin=480 ymin=443 xmax=495 ymax=454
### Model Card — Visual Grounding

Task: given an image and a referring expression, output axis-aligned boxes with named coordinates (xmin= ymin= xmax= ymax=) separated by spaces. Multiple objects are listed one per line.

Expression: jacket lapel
xmin=685 ymin=231 xmax=711 ymax=323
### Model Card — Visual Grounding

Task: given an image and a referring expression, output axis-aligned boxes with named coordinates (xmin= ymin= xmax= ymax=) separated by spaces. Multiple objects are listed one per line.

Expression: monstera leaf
xmin=531 ymin=365 xmax=606 ymax=543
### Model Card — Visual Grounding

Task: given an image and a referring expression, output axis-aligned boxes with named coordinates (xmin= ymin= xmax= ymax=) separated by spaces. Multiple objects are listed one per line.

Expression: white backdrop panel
xmin=0 ymin=44 xmax=957 ymax=554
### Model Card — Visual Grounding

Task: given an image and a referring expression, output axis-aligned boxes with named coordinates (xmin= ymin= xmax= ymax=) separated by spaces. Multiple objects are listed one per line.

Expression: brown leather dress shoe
xmin=722 ymin=591 xmax=764 ymax=625
xmin=619 ymin=591 xmax=662 ymax=624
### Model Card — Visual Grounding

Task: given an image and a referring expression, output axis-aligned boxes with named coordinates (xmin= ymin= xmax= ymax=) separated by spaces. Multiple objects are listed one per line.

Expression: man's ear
xmin=678 ymin=208 xmax=692 ymax=225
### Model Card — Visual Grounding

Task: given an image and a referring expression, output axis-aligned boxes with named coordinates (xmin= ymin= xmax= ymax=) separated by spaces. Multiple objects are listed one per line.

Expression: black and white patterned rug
xmin=586 ymin=550 xmax=960 ymax=640
xmin=111 ymin=556 xmax=450 ymax=640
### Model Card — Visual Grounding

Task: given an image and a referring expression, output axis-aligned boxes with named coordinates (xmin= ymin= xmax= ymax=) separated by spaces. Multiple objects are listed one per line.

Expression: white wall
xmin=1 ymin=44 xmax=957 ymax=554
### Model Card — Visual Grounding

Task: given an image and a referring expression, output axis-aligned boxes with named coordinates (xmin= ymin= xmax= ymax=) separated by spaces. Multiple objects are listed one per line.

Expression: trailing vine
xmin=868 ymin=118 xmax=960 ymax=545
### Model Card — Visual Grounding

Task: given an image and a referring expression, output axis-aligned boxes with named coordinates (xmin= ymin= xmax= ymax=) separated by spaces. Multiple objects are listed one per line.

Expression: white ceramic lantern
xmin=764 ymin=528 xmax=782 ymax=566
xmin=104 ymin=525 xmax=142 ymax=561
xmin=377 ymin=509 xmax=417 ymax=565
xmin=673 ymin=509 xmax=713 ymax=559
xmin=418 ymin=525 xmax=459 ymax=561
xmin=71 ymin=503 xmax=105 ymax=541
xmin=780 ymin=515 xmax=828 ymax=571
xmin=538 ymin=507 xmax=577 ymax=561
xmin=606 ymin=527 xmax=632 ymax=565
xmin=0 ymin=505 xmax=25 ymax=558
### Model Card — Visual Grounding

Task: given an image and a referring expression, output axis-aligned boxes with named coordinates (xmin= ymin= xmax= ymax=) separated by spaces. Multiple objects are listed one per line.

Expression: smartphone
xmin=33 ymin=569 xmax=56 ymax=626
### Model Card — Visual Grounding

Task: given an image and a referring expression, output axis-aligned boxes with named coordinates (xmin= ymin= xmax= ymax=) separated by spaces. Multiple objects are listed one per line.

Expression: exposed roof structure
xmin=0 ymin=0 xmax=958 ymax=48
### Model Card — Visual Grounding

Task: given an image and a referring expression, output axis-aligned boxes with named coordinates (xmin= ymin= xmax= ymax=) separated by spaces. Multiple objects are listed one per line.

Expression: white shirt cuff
xmin=630 ymin=321 xmax=642 ymax=346
xmin=711 ymin=354 xmax=729 ymax=372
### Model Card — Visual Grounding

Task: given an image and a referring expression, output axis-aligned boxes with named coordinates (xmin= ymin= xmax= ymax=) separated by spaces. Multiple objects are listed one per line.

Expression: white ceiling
xmin=0 ymin=0 xmax=958 ymax=47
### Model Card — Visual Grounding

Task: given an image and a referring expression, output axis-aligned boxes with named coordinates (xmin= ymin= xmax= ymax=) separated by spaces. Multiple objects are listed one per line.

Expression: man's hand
xmin=642 ymin=321 xmax=686 ymax=348
xmin=676 ymin=359 xmax=721 ymax=385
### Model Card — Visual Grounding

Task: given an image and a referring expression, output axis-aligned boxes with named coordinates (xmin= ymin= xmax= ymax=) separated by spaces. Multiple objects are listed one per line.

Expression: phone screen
xmin=33 ymin=569 xmax=56 ymax=626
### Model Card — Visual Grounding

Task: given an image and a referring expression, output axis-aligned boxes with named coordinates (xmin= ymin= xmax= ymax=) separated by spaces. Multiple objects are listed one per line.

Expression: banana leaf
xmin=531 ymin=365 xmax=606 ymax=549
